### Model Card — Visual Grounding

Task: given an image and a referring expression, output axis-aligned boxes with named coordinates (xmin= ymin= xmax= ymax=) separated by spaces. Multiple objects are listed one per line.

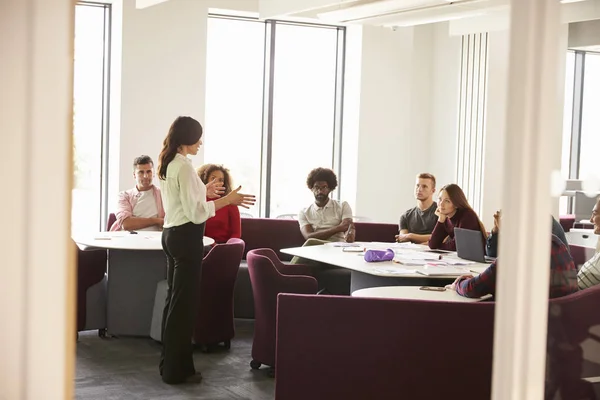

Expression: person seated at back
xmin=197 ymin=163 xmax=241 ymax=244
xmin=577 ymin=197 xmax=600 ymax=289
xmin=293 ymin=167 xmax=355 ymax=295
xmin=297 ymin=167 xmax=355 ymax=245
xmin=486 ymin=210 xmax=569 ymax=258
xmin=448 ymin=234 xmax=577 ymax=299
xmin=396 ymin=173 xmax=438 ymax=244
xmin=428 ymin=183 xmax=487 ymax=251
xmin=111 ymin=155 xmax=164 ymax=231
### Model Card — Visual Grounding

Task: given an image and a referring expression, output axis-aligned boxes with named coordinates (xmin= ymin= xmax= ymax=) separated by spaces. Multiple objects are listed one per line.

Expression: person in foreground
xmin=486 ymin=210 xmax=568 ymax=258
xmin=158 ymin=116 xmax=255 ymax=385
xmin=577 ymin=197 xmax=600 ymax=289
xmin=428 ymin=183 xmax=487 ymax=251
xmin=447 ymin=234 xmax=578 ymax=299
xmin=197 ymin=164 xmax=241 ymax=244
xmin=396 ymin=173 xmax=438 ymax=244
xmin=110 ymin=155 xmax=165 ymax=231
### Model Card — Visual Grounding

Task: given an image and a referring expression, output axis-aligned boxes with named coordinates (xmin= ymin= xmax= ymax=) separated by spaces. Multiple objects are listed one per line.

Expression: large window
xmin=579 ymin=52 xmax=600 ymax=182
xmin=72 ymin=2 xmax=111 ymax=235
xmin=560 ymin=50 xmax=600 ymax=216
xmin=205 ymin=15 xmax=346 ymax=218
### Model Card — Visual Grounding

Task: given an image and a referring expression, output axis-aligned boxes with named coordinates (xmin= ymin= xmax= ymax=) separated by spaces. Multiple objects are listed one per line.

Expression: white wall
xmin=352 ymin=21 xmax=462 ymax=223
xmin=354 ymin=26 xmax=422 ymax=223
xmin=429 ymin=22 xmax=462 ymax=195
xmin=480 ymin=29 xmax=510 ymax=229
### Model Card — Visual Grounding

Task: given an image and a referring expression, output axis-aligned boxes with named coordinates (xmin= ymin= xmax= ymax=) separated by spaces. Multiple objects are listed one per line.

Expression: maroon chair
xmin=275 ymin=294 xmax=496 ymax=399
xmin=247 ymin=249 xmax=317 ymax=371
xmin=106 ymin=213 xmax=117 ymax=231
xmin=546 ymin=285 xmax=600 ymax=398
xmin=192 ymin=238 xmax=245 ymax=350
xmin=570 ymin=244 xmax=590 ymax=269
xmin=75 ymin=241 xmax=107 ymax=336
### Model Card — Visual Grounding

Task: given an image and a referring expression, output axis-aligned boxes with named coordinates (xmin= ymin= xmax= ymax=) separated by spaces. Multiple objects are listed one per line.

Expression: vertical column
xmin=492 ymin=0 xmax=563 ymax=399
xmin=0 ymin=1 xmax=75 ymax=399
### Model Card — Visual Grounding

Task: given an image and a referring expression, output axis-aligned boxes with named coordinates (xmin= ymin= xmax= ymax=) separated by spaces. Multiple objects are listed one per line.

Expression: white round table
xmin=74 ymin=231 xmax=214 ymax=250
xmin=73 ymin=231 xmax=215 ymax=337
xmin=351 ymin=286 xmax=488 ymax=303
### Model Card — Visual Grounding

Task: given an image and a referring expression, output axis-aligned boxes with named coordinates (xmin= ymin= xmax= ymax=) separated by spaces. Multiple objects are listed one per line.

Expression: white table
xmin=566 ymin=230 xmax=599 ymax=249
xmin=75 ymin=231 xmax=215 ymax=250
xmin=280 ymin=242 xmax=491 ymax=292
xmin=74 ymin=231 xmax=215 ymax=337
xmin=352 ymin=286 xmax=489 ymax=303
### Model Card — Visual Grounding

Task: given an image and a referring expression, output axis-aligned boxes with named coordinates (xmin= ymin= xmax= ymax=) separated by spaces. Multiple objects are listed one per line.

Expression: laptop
xmin=454 ymin=228 xmax=495 ymax=263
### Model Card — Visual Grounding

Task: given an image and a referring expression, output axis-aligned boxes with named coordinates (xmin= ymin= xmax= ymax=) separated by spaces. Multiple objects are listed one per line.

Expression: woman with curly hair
xmin=196 ymin=164 xmax=241 ymax=244
xmin=428 ymin=183 xmax=487 ymax=251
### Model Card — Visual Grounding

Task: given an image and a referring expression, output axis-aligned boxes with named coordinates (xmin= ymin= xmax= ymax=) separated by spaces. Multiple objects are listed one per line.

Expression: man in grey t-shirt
xmin=396 ymin=173 xmax=438 ymax=244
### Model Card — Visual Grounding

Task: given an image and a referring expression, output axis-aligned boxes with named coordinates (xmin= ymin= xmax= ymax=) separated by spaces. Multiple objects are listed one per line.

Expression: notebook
xmin=454 ymin=228 xmax=495 ymax=263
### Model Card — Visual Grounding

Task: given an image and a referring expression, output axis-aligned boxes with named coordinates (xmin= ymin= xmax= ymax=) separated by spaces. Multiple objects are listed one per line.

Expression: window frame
xmin=73 ymin=1 xmax=112 ymax=232
xmin=207 ymin=14 xmax=347 ymax=218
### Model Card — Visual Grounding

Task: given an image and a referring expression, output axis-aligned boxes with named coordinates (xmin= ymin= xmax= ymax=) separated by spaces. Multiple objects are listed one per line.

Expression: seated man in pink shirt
xmin=110 ymin=155 xmax=165 ymax=231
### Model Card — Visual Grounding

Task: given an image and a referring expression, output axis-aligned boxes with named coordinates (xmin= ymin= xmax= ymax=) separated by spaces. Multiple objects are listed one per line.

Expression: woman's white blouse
xmin=160 ymin=153 xmax=215 ymax=228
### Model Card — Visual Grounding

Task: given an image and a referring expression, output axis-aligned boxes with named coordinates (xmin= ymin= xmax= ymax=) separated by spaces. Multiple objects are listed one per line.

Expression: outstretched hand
xmin=226 ymin=186 xmax=256 ymax=209
xmin=206 ymin=178 xmax=225 ymax=199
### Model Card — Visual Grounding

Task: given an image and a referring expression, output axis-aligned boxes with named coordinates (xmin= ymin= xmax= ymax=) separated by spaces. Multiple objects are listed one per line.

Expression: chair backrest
xmin=248 ymin=248 xmax=283 ymax=269
xmin=106 ymin=213 xmax=117 ymax=231
xmin=276 ymin=213 xmax=298 ymax=220
xmin=569 ymin=244 xmax=595 ymax=268
xmin=276 ymin=294 xmax=495 ymax=400
xmin=352 ymin=215 xmax=372 ymax=222
xmin=202 ymin=239 xmax=245 ymax=275
xmin=226 ymin=237 xmax=246 ymax=252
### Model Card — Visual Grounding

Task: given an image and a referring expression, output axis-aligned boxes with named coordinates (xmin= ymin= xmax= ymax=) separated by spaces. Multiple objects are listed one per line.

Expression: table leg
xmin=107 ymin=249 xmax=167 ymax=337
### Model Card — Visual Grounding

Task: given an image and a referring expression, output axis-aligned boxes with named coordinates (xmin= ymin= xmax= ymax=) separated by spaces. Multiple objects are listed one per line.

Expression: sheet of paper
xmin=373 ymin=267 xmax=417 ymax=275
xmin=329 ymin=242 xmax=362 ymax=248
xmin=442 ymin=259 xmax=476 ymax=266
xmin=393 ymin=259 xmax=428 ymax=266
xmin=416 ymin=265 xmax=472 ymax=276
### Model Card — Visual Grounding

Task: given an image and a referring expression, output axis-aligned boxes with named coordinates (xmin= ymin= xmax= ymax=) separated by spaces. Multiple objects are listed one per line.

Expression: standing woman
xmin=157 ymin=116 xmax=255 ymax=384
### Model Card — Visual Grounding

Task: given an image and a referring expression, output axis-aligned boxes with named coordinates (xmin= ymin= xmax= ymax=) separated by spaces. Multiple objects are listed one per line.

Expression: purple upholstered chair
xmin=106 ymin=213 xmax=117 ymax=231
xmin=75 ymin=241 xmax=107 ymax=337
xmin=247 ymin=249 xmax=317 ymax=371
xmin=192 ymin=238 xmax=245 ymax=350
xmin=569 ymin=244 xmax=595 ymax=269
xmin=275 ymin=288 xmax=600 ymax=400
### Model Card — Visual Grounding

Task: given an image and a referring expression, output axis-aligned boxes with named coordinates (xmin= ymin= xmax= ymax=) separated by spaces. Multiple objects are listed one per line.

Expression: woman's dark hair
xmin=157 ymin=116 xmax=203 ymax=180
xmin=440 ymin=183 xmax=488 ymax=239
xmin=306 ymin=167 xmax=338 ymax=190
xmin=197 ymin=164 xmax=233 ymax=195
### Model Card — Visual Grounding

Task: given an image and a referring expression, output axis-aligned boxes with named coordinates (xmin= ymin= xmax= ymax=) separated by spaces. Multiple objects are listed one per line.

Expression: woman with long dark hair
xmin=428 ymin=183 xmax=487 ymax=251
xmin=157 ymin=116 xmax=255 ymax=384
